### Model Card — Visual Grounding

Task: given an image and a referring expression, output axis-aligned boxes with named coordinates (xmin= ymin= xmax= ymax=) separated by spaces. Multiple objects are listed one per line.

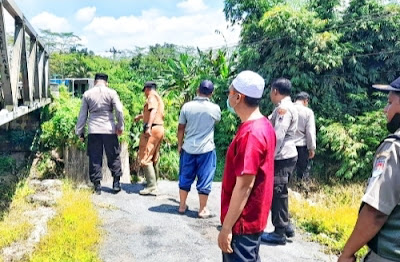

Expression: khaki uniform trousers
xmin=138 ymin=125 xmax=164 ymax=167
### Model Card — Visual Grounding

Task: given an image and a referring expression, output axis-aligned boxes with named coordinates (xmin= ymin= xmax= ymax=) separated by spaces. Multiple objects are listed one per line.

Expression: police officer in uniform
xmin=339 ymin=77 xmax=400 ymax=262
xmin=262 ymin=78 xmax=298 ymax=245
xmin=134 ymin=81 xmax=165 ymax=195
xmin=293 ymin=92 xmax=316 ymax=187
xmin=76 ymin=73 xmax=124 ymax=195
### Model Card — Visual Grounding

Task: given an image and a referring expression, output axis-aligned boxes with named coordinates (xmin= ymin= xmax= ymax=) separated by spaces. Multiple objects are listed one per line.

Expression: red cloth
xmin=221 ymin=117 xmax=276 ymax=235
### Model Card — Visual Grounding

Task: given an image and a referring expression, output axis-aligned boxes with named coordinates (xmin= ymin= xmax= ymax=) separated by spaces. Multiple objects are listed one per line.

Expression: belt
xmin=143 ymin=123 xmax=162 ymax=132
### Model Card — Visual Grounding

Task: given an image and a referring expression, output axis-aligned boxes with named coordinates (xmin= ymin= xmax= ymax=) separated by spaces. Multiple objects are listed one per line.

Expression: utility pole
xmin=106 ymin=47 xmax=122 ymax=60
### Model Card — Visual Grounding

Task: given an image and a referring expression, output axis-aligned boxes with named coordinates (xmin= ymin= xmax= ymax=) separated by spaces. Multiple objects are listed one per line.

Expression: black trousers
xmin=271 ymin=157 xmax=297 ymax=235
xmin=295 ymin=146 xmax=312 ymax=180
xmin=222 ymin=233 xmax=262 ymax=262
xmin=87 ymin=134 xmax=122 ymax=183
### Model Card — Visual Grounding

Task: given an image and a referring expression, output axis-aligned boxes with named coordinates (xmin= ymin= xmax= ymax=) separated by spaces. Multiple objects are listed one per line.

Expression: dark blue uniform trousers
xmin=87 ymin=134 xmax=122 ymax=183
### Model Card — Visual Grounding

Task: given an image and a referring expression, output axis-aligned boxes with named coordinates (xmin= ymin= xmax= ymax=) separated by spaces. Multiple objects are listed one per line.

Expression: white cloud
xmin=83 ymin=8 xmax=240 ymax=53
xmin=31 ymin=11 xmax=71 ymax=32
xmin=177 ymin=0 xmax=208 ymax=13
xmin=75 ymin=6 xmax=96 ymax=23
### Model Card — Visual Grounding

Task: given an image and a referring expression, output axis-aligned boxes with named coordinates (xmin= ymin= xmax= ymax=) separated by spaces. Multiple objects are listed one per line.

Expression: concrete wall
xmin=0 ymin=110 xmax=40 ymax=153
xmin=64 ymin=142 xmax=130 ymax=185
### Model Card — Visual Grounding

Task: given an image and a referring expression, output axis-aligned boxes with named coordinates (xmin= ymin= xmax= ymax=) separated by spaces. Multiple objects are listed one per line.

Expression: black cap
xmin=199 ymin=80 xmax=214 ymax=95
xmin=143 ymin=81 xmax=157 ymax=91
xmin=94 ymin=73 xmax=108 ymax=82
xmin=373 ymin=76 xmax=400 ymax=92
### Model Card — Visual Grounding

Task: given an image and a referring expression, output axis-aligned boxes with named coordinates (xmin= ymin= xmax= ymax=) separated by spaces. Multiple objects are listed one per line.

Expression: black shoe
xmin=261 ymin=232 xmax=286 ymax=245
xmin=286 ymin=224 xmax=295 ymax=238
xmin=94 ymin=182 xmax=101 ymax=195
xmin=113 ymin=177 xmax=121 ymax=193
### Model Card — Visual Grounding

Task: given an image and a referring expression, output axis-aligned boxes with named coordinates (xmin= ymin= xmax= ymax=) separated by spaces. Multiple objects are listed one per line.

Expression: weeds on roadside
xmin=0 ymin=181 xmax=34 ymax=250
xmin=290 ymin=183 xmax=368 ymax=258
xmin=30 ymin=181 xmax=101 ymax=262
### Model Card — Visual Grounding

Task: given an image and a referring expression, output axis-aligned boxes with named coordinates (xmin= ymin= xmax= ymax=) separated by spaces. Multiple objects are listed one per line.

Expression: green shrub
xmin=318 ymin=110 xmax=387 ymax=180
xmin=0 ymin=156 xmax=16 ymax=175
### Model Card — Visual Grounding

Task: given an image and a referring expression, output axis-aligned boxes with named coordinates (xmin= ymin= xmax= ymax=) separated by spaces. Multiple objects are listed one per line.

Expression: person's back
xmin=177 ymin=80 xmax=221 ymax=218
xmin=293 ymin=92 xmax=316 ymax=182
xmin=180 ymin=97 xmax=221 ymax=154
xmin=294 ymin=100 xmax=315 ymax=149
xmin=75 ymin=73 xmax=124 ymax=195
xmin=78 ymin=85 xmax=124 ymax=135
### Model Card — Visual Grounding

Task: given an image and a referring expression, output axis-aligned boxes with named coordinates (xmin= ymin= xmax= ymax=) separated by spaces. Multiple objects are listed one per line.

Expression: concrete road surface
xmin=93 ymin=180 xmax=337 ymax=262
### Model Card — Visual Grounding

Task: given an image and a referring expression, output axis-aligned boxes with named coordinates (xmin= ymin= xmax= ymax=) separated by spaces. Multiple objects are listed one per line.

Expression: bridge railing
xmin=0 ymin=0 xmax=50 ymax=126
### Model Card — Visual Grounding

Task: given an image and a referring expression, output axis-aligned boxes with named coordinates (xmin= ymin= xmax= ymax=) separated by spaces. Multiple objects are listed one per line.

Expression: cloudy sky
xmin=9 ymin=0 xmax=240 ymax=54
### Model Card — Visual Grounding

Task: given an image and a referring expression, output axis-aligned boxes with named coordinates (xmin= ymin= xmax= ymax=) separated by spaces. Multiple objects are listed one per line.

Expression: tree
xmin=224 ymin=0 xmax=283 ymax=25
xmin=40 ymin=30 xmax=82 ymax=53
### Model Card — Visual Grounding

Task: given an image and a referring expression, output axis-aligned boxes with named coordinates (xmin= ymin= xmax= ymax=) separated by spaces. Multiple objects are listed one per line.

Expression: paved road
xmin=92 ymin=180 xmax=337 ymax=262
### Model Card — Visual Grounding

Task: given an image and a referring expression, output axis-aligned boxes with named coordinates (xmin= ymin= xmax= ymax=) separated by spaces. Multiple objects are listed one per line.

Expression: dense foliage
xmin=229 ymin=0 xmax=399 ymax=180
xmin=41 ymin=0 xmax=400 ymax=181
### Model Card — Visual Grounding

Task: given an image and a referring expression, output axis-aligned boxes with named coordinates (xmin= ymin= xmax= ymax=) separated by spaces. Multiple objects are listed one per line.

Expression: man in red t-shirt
xmin=218 ymin=70 xmax=276 ymax=261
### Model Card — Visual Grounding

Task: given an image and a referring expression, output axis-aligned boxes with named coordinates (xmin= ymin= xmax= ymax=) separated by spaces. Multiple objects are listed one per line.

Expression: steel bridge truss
xmin=0 ymin=0 xmax=50 ymax=126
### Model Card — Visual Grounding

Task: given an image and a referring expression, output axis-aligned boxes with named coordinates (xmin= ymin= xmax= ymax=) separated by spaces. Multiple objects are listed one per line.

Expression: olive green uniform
xmin=362 ymin=129 xmax=400 ymax=261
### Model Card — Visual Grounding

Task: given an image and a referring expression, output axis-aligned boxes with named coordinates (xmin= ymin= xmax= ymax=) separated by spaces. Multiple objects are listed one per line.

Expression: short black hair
xmin=271 ymin=78 xmax=292 ymax=96
xmin=296 ymin=91 xmax=310 ymax=101
xmin=232 ymin=87 xmax=261 ymax=107
xmin=244 ymin=96 xmax=261 ymax=107
xmin=94 ymin=73 xmax=108 ymax=82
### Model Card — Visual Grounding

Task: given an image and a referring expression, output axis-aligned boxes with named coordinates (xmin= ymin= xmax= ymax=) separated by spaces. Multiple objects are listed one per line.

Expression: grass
xmin=0 ymin=180 xmax=34 ymax=250
xmin=30 ymin=181 xmax=101 ymax=262
xmin=289 ymin=183 xmax=368 ymax=258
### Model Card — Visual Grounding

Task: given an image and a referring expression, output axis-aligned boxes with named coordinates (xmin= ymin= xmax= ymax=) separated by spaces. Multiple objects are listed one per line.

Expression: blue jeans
xmin=222 ymin=233 xmax=262 ymax=262
xmin=178 ymin=150 xmax=216 ymax=195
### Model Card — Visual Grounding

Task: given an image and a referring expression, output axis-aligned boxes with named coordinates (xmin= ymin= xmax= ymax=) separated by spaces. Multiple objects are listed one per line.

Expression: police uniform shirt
xmin=362 ymin=128 xmax=400 ymax=261
xmin=294 ymin=101 xmax=316 ymax=150
xmin=76 ymin=84 xmax=124 ymax=136
xmin=269 ymin=96 xmax=298 ymax=160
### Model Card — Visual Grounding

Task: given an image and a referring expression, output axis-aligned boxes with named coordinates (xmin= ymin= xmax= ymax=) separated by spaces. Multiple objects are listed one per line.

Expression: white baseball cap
xmin=232 ymin=70 xmax=265 ymax=98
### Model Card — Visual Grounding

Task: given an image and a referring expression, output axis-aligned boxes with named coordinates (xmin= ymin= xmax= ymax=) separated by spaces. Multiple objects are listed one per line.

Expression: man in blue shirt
xmin=177 ymin=80 xmax=221 ymax=218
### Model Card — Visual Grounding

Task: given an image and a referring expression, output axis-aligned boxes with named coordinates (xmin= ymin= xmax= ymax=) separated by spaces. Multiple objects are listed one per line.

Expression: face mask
xmin=387 ymin=113 xmax=400 ymax=133
xmin=226 ymin=98 xmax=236 ymax=114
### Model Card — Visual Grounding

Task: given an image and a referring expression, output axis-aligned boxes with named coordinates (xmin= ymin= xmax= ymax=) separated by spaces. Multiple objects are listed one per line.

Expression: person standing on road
xmin=76 ymin=73 xmax=124 ymax=195
xmin=218 ymin=71 xmax=276 ymax=261
xmin=293 ymin=92 xmax=316 ymax=187
xmin=262 ymin=78 xmax=298 ymax=245
xmin=338 ymin=77 xmax=400 ymax=262
xmin=177 ymin=80 xmax=221 ymax=218
xmin=134 ymin=81 xmax=165 ymax=196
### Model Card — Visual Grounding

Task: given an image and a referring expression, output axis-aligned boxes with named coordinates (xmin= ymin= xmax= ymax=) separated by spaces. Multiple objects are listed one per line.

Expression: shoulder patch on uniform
xmin=372 ymin=156 xmax=387 ymax=177
xmin=278 ymin=108 xmax=287 ymax=116
xmin=376 ymin=151 xmax=390 ymax=159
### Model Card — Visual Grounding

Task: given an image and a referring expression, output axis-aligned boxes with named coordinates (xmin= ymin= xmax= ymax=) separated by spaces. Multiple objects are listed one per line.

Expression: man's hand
xmin=134 ymin=114 xmax=143 ymax=122
xmin=308 ymin=149 xmax=315 ymax=159
xmin=145 ymin=127 xmax=152 ymax=137
xmin=337 ymin=254 xmax=356 ymax=262
xmin=178 ymin=145 xmax=182 ymax=154
xmin=218 ymin=227 xmax=233 ymax=254
xmin=116 ymin=129 xmax=123 ymax=136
